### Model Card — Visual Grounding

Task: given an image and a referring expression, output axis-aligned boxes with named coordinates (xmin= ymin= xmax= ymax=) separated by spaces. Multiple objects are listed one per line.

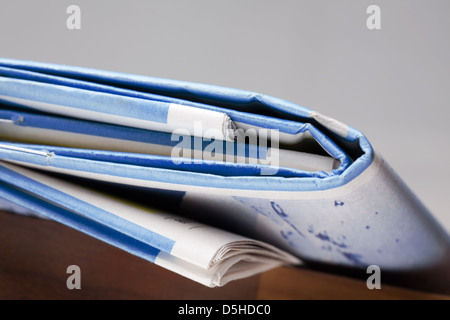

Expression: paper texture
xmin=0 ymin=161 xmax=300 ymax=287
xmin=0 ymin=58 xmax=448 ymax=287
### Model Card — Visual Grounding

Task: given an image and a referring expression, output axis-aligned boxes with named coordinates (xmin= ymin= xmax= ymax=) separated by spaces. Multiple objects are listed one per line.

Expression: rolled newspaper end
xmin=167 ymin=103 xmax=237 ymax=142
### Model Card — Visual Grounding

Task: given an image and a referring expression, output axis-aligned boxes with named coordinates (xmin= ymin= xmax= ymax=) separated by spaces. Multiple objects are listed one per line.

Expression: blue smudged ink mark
xmin=366 ymin=226 xmax=370 ymax=230
xmin=232 ymin=196 xmax=274 ymax=218
xmin=316 ymin=232 xmax=330 ymax=242
xmin=281 ymin=230 xmax=293 ymax=240
xmin=334 ymin=200 xmax=344 ymax=206
xmin=396 ymin=238 xmax=400 ymax=243
xmin=280 ymin=230 xmax=295 ymax=246
xmin=307 ymin=225 xmax=314 ymax=234
xmin=338 ymin=235 xmax=347 ymax=241
xmin=270 ymin=201 xmax=288 ymax=218
xmin=340 ymin=251 xmax=364 ymax=265
xmin=331 ymin=240 xmax=347 ymax=249
xmin=315 ymin=231 xmax=348 ymax=248
xmin=375 ymin=211 xmax=379 ymax=215
xmin=270 ymin=201 xmax=305 ymax=238
xmin=321 ymin=245 xmax=332 ymax=251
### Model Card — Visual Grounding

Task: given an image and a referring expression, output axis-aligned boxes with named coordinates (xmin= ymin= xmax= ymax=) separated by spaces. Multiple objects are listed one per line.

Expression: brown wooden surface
xmin=0 ymin=210 xmax=448 ymax=300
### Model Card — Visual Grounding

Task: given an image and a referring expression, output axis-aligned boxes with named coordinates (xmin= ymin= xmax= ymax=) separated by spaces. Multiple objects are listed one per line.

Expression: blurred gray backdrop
xmin=1 ymin=0 xmax=448 ymax=232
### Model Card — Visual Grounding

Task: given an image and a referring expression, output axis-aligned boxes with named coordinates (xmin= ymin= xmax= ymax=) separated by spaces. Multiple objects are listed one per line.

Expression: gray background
xmin=1 ymin=0 xmax=448 ymax=232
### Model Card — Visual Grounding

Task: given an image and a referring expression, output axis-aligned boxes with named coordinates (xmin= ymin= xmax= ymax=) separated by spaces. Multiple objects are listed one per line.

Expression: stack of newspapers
xmin=0 ymin=58 xmax=448 ymax=287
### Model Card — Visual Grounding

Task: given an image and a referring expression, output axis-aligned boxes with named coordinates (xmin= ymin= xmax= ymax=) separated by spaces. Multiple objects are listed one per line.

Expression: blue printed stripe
xmin=0 ymin=63 xmax=311 ymax=136
xmin=0 ymin=163 xmax=176 ymax=254
xmin=0 ymin=181 xmax=162 ymax=263
xmin=0 ymin=142 xmax=317 ymax=178
xmin=0 ymin=142 xmax=372 ymax=192
xmin=0 ymin=77 xmax=170 ymax=124
xmin=0 ymin=109 xmax=269 ymax=160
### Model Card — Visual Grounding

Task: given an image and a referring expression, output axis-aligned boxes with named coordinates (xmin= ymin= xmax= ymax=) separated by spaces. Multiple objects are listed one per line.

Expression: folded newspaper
xmin=0 ymin=58 xmax=448 ymax=287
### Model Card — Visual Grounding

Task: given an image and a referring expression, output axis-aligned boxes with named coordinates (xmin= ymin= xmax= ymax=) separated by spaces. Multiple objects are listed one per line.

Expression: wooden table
xmin=0 ymin=210 xmax=448 ymax=300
